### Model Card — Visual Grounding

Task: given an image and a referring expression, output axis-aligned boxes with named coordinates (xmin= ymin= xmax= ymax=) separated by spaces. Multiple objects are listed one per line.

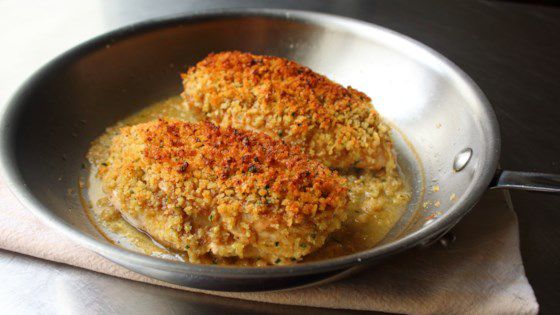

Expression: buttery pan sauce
xmin=84 ymin=97 xmax=411 ymax=265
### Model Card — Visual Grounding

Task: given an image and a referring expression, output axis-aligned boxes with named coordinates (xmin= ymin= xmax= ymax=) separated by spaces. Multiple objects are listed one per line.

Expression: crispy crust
xmin=99 ymin=119 xmax=348 ymax=265
xmin=181 ymin=51 xmax=394 ymax=171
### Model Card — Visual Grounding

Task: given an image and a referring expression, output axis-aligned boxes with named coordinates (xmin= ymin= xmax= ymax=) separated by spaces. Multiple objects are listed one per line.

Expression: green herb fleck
xmin=275 ymin=242 xmax=279 ymax=247
xmin=101 ymin=162 xmax=108 ymax=166
xmin=300 ymin=243 xmax=307 ymax=248
xmin=185 ymin=245 xmax=190 ymax=250
xmin=277 ymin=130 xmax=283 ymax=137
xmin=291 ymin=258 xmax=297 ymax=262
xmin=209 ymin=214 xmax=214 ymax=221
xmin=248 ymin=164 xmax=258 ymax=173
xmin=275 ymin=258 xmax=281 ymax=264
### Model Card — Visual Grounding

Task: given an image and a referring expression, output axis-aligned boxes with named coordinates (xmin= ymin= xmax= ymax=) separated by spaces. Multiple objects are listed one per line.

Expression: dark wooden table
xmin=2 ymin=0 xmax=559 ymax=313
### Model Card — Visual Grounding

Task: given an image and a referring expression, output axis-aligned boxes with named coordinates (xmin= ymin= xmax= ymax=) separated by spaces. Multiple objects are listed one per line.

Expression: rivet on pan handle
xmin=490 ymin=170 xmax=560 ymax=194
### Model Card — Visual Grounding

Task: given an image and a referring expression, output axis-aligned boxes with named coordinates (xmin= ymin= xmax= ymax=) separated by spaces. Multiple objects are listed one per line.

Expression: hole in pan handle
xmin=490 ymin=170 xmax=560 ymax=194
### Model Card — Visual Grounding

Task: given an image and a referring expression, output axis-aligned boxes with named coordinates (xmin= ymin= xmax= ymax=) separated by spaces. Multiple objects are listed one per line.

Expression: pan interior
xmin=2 ymin=12 xmax=497 ymax=272
xmin=79 ymin=96 xmax=424 ymax=263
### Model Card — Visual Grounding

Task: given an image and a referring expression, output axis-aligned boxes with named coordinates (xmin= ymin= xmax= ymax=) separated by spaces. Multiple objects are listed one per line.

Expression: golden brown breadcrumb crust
xmin=99 ymin=119 xmax=348 ymax=265
xmin=181 ymin=51 xmax=394 ymax=171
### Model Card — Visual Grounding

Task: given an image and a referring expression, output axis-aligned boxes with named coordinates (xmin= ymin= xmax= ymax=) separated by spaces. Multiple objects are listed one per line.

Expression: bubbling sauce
xmin=84 ymin=96 xmax=411 ymax=265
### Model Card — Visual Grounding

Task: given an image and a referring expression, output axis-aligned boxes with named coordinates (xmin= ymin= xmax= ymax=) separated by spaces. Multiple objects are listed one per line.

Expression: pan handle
xmin=490 ymin=170 xmax=560 ymax=194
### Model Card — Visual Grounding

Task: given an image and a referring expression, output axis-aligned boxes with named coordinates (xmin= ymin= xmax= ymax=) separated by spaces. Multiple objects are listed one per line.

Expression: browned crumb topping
xmin=99 ymin=119 xmax=349 ymax=265
xmin=181 ymin=51 xmax=394 ymax=171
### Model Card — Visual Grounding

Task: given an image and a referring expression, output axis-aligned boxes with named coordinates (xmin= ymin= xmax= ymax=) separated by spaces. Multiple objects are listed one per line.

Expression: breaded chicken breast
xmin=98 ymin=119 xmax=348 ymax=265
xmin=181 ymin=51 xmax=394 ymax=171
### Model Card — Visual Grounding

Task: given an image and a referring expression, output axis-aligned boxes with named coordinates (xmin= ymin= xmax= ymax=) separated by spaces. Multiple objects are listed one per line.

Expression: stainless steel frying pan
xmin=1 ymin=9 xmax=559 ymax=292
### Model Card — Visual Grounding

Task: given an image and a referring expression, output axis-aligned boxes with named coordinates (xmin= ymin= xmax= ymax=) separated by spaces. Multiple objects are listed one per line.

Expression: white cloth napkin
xmin=0 ymin=179 xmax=538 ymax=314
